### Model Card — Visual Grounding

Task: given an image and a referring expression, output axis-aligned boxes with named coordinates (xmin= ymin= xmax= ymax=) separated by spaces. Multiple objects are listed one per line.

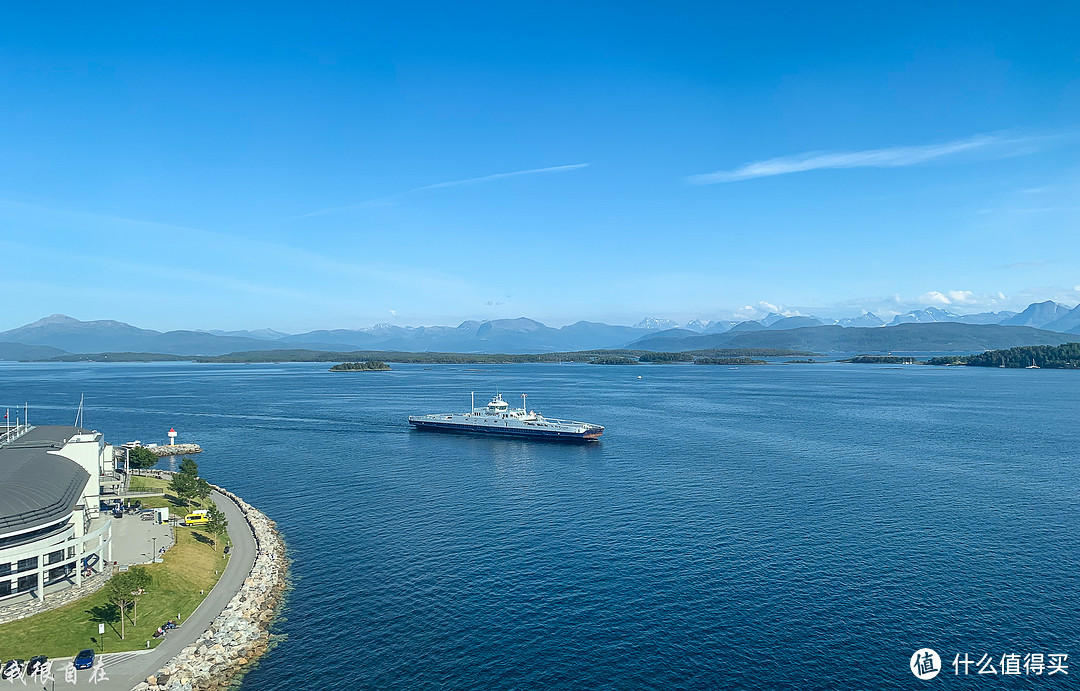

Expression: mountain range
xmin=626 ymin=323 xmax=1075 ymax=353
xmin=0 ymin=299 xmax=1077 ymax=358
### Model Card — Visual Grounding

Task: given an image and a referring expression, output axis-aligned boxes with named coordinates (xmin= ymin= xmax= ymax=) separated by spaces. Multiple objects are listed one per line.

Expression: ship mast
xmin=521 ymin=393 xmax=527 ymax=413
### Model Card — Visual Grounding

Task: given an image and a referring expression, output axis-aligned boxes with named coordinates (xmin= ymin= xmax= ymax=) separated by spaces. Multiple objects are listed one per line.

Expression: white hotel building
xmin=0 ymin=424 xmax=116 ymax=603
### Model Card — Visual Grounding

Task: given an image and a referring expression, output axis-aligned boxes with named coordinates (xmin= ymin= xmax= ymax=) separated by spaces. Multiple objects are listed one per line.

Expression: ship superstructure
xmin=408 ymin=393 xmax=604 ymax=441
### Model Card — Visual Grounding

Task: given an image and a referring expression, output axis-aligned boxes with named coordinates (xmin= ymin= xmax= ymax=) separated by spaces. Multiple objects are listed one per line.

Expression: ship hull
xmin=409 ymin=418 xmax=602 ymax=442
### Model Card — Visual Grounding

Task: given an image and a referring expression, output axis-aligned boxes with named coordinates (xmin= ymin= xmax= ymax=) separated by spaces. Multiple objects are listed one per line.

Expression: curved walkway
xmin=85 ymin=490 xmax=257 ymax=691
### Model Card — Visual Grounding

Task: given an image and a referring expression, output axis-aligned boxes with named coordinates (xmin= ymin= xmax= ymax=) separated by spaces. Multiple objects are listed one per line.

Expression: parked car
xmin=141 ymin=512 xmax=155 ymax=521
xmin=73 ymin=649 xmax=94 ymax=670
xmin=26 ymin=656 xmax=47 ymax=676
xmin=1 ymin=659 xmax=25 ymax=679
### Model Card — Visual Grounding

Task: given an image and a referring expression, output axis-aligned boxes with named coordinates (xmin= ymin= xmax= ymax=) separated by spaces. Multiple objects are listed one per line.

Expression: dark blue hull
xmin=409 ymin=419 xmax=602 ymax=442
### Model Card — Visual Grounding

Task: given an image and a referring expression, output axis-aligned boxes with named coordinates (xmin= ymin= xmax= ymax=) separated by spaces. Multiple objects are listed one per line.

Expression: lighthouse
xmin=168 ymin=427 xmax=177 ymax=445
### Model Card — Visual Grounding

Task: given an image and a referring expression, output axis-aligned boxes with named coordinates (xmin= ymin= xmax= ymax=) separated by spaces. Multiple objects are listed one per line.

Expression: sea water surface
xmin=2 ymin=361 xmax=1077 ymax=689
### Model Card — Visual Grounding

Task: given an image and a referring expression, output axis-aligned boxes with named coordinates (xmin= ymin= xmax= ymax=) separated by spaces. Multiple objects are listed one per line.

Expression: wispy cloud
xmin=687 ymin=133 xmax=1038 ymax=184
xmin=298 ymin=163 xmax=589 ymax=218
xmin=998 ymin=259 xmax=1049 ymax=269
xmin=414 ymin=163 xmax=589 ymax=191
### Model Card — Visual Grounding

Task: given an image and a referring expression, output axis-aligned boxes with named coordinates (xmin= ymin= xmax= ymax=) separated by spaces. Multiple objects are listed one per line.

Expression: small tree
xmin=206 ymin=503 xmax=229 ymax=551
xmin=105 ymin=574 xmax=129 ymax=639
xmin=192 ymin=477 xmax=212 ymax=502
xmin=178 ymin=457 xmax=199 ymax=477
xmin=170 ymin=458 xmax=212 ymax=506
xmin=106 ymin=567 xmax=153 ymax=639
xmin=127 ymin=566 xmax=152 ymax=626
xmin=168 ymin=472 xmax=197 ymax=505
xmin=126 ymin=446 xmax=159 ymax=470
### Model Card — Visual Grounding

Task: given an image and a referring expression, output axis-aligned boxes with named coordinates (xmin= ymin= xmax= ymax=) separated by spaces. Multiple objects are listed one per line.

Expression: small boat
xmin=1025 ymin=358 xmax=1040 ymax=369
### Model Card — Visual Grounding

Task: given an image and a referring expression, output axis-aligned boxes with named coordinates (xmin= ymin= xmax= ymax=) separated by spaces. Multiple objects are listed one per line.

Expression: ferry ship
xmin=409 ymin=393 xmax=604 ymax=441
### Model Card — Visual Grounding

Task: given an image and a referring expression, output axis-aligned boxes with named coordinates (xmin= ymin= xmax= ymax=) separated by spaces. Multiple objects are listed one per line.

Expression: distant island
xmin=927 ymin=343 xmax=1080 ymax=369
xmin=694 ymin=357 xmax=767 ymax=365
xmin=329 ymin=361 xmax=391 ymax=371
xmin=841 ymin=355 xmax=920 ymax=364
xmin=192 ymin=347 xmax=819 ymax=365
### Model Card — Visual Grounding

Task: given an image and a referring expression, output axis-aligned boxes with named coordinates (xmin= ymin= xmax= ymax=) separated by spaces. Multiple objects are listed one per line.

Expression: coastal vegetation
xmin=685 ymin=348 xmax=818 ymax=357
xmin=34 ymin=347 xmax=820 ymax=364
xmin=169 ymin=458 xmax=212 ymax=506
xmin=42 ymin=352 xmax=189 ymax=362
xmin=329 ymin=360 xmax=391 ymax=371
xmin=926 ymin=343 xmax=1080 ymax=368
xmin=637 ymin=352 xmax=694 ymax=363
xmin=842 ymin=355 xmax=920 ymax=364
xmin=588 ymin=356 xmax=638 ymax=365
xmin=126 ymin=445 xmax=160 ymax=469
xmin=631 ymin=322 xmax=1075 ymax=354
xmin=694 ymin=357 xmax=768 ymax=365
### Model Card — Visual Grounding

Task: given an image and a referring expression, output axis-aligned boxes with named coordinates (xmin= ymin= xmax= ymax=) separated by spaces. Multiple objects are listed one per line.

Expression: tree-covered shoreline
xmin=927 ymin=343 xmax=1080 ymax=369
xmin=330 ymin=361 xmax=392 ymax=371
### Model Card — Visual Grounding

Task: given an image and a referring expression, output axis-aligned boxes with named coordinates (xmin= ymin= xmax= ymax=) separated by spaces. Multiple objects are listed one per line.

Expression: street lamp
xmin=152 ymin=537 xmax=157 ymax=563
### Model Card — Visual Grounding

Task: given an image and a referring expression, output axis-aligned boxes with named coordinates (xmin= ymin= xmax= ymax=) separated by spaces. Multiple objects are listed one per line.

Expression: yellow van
xmin=183 ymin=510 xmax=209 ymax=526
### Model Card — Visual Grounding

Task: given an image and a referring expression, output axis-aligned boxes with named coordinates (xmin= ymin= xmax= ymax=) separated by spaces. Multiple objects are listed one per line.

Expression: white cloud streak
xmin=298 ymin=163 xmax=589 ymax=218
xmin=415 ymin=163 xmax=589 ymax=191
xmin=689 ymin=134 xmax=1013 ymax=184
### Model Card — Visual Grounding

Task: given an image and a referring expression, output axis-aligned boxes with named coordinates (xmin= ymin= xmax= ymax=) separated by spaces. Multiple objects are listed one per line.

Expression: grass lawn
xmin=127 ymin=474 xmax=210 ymax=512
xmin=0 ymin=477 xmax=232 ymax=659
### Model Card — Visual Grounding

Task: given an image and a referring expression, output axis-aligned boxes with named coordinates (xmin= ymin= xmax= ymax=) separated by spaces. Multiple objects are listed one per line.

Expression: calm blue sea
xmin=2 ymin=361 xmax=1077 ymax=689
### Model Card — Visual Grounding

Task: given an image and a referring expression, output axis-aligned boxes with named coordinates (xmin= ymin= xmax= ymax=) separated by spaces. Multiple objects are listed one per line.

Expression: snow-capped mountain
xmin=633 ymin=317 xmax=680 ymax=330
xmin=888 ymin=307 xmax=962 ymax=325
xmin=837 ymin=312 xmax=886 ymax=327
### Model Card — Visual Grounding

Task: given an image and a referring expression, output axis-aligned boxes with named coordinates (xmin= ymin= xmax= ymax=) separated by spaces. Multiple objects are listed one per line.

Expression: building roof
xmin=0 ymin=426 xmax=95 ymax=535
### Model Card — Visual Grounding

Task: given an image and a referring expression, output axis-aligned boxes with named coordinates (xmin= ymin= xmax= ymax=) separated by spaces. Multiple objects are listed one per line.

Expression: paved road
xmin=65 ymin=490 xmax=258 ymax=691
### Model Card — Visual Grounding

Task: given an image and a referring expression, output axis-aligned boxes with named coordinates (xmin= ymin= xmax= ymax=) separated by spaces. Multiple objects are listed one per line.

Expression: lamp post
xmin=152 ymin=537 xmax=157 ymax=564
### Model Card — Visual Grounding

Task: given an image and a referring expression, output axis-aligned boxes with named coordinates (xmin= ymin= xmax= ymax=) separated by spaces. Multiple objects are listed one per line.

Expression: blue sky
xmin=1 ymin=2 xmax=1078 ymax=331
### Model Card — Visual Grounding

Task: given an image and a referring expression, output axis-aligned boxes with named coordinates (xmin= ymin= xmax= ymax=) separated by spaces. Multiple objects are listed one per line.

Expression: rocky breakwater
xmin=113 ymin=444 xmax=203 ymax=462
xmin=151 ymin=444 xmax=203 ymax=457
xmin=136 ymin=486 xmax=288 ymax=691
